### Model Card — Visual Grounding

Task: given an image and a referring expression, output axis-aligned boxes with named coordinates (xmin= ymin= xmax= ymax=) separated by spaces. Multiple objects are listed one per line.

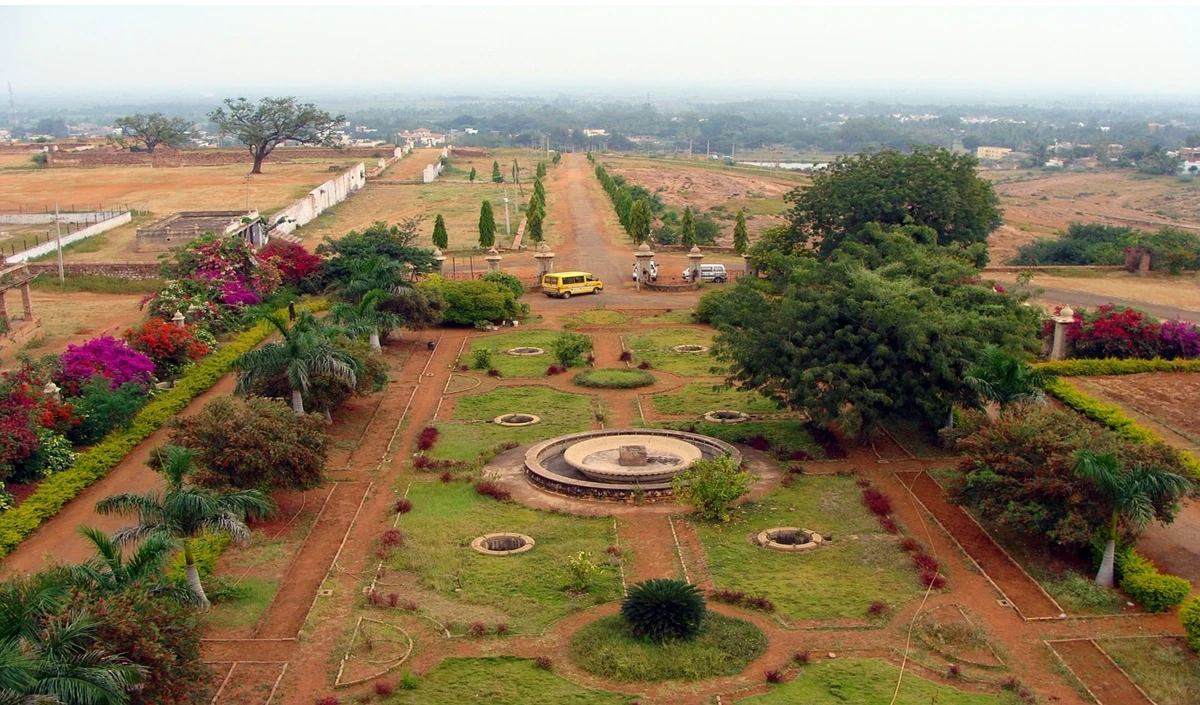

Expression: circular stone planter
xmin=493 ymin=413 xmax=541 ymax=427
xmin=470 ymin=533 xmax=535 ymax=556
xmin=563 ymin=434 xmax=703 ymax=484
xmin=756 ymin=527 xmax=824 ymax=552
xmin=506 ymin=347 xmax=546 ymax=356
xmin=672 ymin=344 xmax=709 ymax=354
xmin=704 ymin=409 xmax=749 ymax=424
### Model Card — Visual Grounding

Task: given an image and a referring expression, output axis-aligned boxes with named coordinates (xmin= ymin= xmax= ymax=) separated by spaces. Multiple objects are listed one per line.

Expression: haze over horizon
xmin=3 ymin=4 xmax=1200 ymax=106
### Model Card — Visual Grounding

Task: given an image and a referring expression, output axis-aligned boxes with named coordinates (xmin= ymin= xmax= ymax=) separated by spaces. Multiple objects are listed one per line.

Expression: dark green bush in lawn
xmin=621 ymin=578 xmax=706 ymax=642
xmin=573 ymin=369 xmax=655 ymax=389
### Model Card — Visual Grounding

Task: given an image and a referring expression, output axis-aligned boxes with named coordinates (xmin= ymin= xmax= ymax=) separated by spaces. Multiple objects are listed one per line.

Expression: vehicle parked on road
xmin=542 ymin=271 xmax=604 ymax=298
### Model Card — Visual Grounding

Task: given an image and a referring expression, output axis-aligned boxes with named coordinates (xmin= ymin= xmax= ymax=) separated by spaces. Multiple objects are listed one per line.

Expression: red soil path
xmin=1050 ymin=639 xmax=1155 ymax=705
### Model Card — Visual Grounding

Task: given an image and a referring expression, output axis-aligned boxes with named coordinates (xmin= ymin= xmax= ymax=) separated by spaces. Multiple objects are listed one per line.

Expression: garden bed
xmin=650 ymin=383 xmax=784 ymax=416
xmin=386 ymin=657 xmax=634 ymax=704
xmin=657 ymin=420 xmax=826 ymax=460
xmin=383 ymin=482 xmax=623 ymax=633
xmin=573 ymin=369 xmax=656 ymax=389
xmin=463 ymin=330 xmax=590 ymax=378
xmin=625 ymin=328 xmax=719 ymax=377
xmin=694 ymin=476 xmax=918 ymax=620
xmin=1096 ymin=636 xmax=1200 ymax=705
xmin=740 ymin=658 xmax=1025 ymax=704
xmin=570 ymin=612 xmax=766 ymax=682
xmin=426 ymin=386 xmax=594 ymax=463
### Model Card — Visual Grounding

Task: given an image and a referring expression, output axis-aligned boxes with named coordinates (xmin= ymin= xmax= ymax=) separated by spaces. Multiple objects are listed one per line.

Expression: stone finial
xmin=1059 ymin=305 xmax=1075 ymax=319
xmin=431 ymin=247 xmax=443 ymax=258
xmin=42 ymin=381 xmax=60 ymax=401
xmin=537 ymin=241 xmax=550 ymax=253
xmin=637 ymin=242 xmax=652 ymax=253
xmin=171 ymin=310 xmax=186 ymax=328
xmin=689 ymin=245 xmax=702 ymax=255
xmin=487 ymin=247 xmax=499 ymax=256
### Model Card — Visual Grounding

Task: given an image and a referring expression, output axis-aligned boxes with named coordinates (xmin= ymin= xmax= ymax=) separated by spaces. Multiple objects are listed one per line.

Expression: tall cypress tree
xmin=536 ymin=162 xmax=547 ymax=179
xmin=491 ymin=160 xmax=503 ymax=183
xmin=432 ymin=213 xmax=449 ymax=249
xmin=469 ymin=167 xmax=477 ymax=182
xmin=479 ymin=200 xmax=496 ymax=248
xmin=629 ymin=200 xmax=652 ymax=245
xmin=681 ymin=206 xmax=697 ymax=248
xmin=733 ymin=209 xmax=749 ymax=254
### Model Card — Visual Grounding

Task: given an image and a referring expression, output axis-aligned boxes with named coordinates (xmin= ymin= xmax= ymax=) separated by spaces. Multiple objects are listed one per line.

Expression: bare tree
xmin=113 ymin=112 xmax=192 ymax=153
xmin=208 ymin=97 xmax=344 ymax=174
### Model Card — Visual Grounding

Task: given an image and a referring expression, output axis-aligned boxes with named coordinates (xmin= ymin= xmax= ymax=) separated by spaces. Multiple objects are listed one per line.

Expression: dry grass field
xmin=0 ymin=291 xmax=147 ymax=368
xmin=984 ymin=170 xmax=1200 ymax=264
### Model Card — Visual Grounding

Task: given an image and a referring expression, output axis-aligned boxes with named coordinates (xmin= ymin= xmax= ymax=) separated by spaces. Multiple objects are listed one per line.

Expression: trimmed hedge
xmin=1115 ymin=547 xmax=1192 ymax=613
xmin=1044 ymin=378 xmax=1200 ymax=481
xmin=1182 ymin=597 xmax=1200 ymax=653
xmin=0 ymin=300 xmax=327 ymax=560
xmin=1037 ymin=358 xmax=1200 ymax=377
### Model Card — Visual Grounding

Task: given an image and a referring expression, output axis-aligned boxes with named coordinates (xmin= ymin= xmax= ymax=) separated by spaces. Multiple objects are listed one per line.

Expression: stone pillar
xmin=743 ymin=253 xmax=753 ymax=278
xmin=1049 ymin=305 xmax=1076 ymax=361
xmin=19 ymin=283 xmax=32 ymax=320
xmin=0 ymin=291 xmax=8 ymax=324
xmin=431 ymin=247 xmax=446 ymax=275
xmin=485 ymin=247 xmax=502 ymax=274
xmin=534 ymin=242 xmax=556 ymax=279
xmin=687 ymin=245 xmax=704 ymax=285
xmin=172 ymin=310 xmax=186 ymax=328
xmin=1138 ymin=250 xmax=1152 ymax=275
xmin=634 ymin=242 xmax=655 ymax=292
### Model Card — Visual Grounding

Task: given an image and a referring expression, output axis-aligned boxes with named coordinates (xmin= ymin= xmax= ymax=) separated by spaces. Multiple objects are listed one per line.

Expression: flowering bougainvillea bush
xmin=55 ymin=336 xmax=156 ymax=395
xmin=259 ymin=240 xmax=324 ymax=290
xmin=125 ymin=318 xmax=210 ymax=378
xmin=1049 ymin=304 xmax=1200 ymax=360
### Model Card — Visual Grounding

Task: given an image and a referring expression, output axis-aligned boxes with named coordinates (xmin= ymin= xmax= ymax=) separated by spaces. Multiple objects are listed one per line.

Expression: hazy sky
xmin=3 ymin=5 xmax=1199 ymax=101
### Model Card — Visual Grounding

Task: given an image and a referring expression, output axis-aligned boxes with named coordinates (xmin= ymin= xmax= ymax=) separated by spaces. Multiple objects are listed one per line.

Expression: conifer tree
xmin=681 ymin=206 xmax=697 ymax=248
xmin=469 ymin=167 xmax=477 ymax=182
xmin=733 ymin=209 xmax=749 ymax=254
xmin=491 ymin=160 xmax=503 ymax=183
xmin=432 ymin=214 xmax=449 ymax=249
xmin=479 ymin=200 xmax=497 ymax=248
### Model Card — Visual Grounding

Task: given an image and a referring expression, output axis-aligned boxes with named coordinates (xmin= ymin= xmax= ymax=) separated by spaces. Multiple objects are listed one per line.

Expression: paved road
xmin=1014 ymin=285 xmax=1200 ymax=323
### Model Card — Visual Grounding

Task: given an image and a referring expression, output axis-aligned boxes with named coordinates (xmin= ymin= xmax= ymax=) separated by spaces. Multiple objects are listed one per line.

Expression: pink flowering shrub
xmin=55 ymin=336 xmax=156 ymax=394
xmin=1159 ymin=319 xmax=1200 ymax=359
xmin=1050 ymin=304 xmax=1200 ymax=360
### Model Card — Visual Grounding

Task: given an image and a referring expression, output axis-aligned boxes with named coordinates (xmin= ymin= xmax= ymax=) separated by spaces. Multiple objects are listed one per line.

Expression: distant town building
xmin=582 ymin=128 xmax=608 ymax=137
xmin=976 ymin=146 xmax=1012 ymax=160
xmin=400 ymin=128 xmax=446 ymax=147
xmin=464 ymin=127 xmax=478 ymax=135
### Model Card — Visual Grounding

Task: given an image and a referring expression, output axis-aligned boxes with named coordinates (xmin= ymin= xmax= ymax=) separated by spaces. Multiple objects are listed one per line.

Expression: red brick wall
xmin=25 ymin=262 xmax=161 ymax=280
xmin=45 ymin=147 xmax=389 ymax=168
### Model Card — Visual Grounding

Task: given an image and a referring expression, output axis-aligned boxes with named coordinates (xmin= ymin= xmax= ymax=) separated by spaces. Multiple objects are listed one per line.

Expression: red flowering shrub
xmin=417 ymin=426 xmax=439 ymax=451
xmin=0 ymin=371 xmax=43 ymax=482
xmin=765 ymin=669 xmax=784 ymax=684
xmin=259 ymin=240 xmax=323 ymax=287
xmin=861 ymin=487 xmax=893 ymax=516
xmin=475 ymin=480 xmax=511 ymax=501
xmin=393 ymin=498 xmax=413 ymax=514
xmin=125 ymin=318 xmax=210 ymax=376
xmin=1067 ymin=304 xmax=1162 ymax=359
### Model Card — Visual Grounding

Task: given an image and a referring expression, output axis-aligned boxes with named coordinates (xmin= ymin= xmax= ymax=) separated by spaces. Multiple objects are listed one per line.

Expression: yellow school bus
xmin=541 ymin=271 xmax=603 ymax=298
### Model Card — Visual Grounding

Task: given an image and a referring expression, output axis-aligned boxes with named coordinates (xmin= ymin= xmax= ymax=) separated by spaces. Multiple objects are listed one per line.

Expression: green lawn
xmin=571 ymin=613 xmax=767 ymax=682
xmin=386 ymin=482 xmax=623 ymax=632
xmin=429 ymin=386 xmax=594 ymax=462
xmin=651 ymin=383 xmax=784 ymax=416
xmin=206 ymin=577 xmax=276 ymax=630
xmin=1097 ymin=638 xmax=1200 ymax=705
xmin=464 ymin=330 xmax=590 ymax=378
xmin=572 ymin=369 xmax=656 ymax=389
xmin=386 ymin=657 xmax=634 ymax=704
xmin=625 ymin=328 xmax=721 ymax=377
xmin=565 ymin=310 xmax=629 ymax=327
xmin=638 ymin=311 xmax=695 ymax=325
xmin=741 ymin=659 xmax=1025 ymax=704
xmin=659 ymin=420 xmax=823 ymax=459
xmin=695 ymin=476 xmax=918 ymax=620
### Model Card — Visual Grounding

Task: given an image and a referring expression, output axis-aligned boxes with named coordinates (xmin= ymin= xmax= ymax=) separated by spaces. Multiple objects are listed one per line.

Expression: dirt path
xmin=897 ymin=471 xmax=1065 ymax=620
xmin=1050 ymin=639 xmax=1155 ymax=705
xmin=617 ymin=514 xmax=683 ymax=584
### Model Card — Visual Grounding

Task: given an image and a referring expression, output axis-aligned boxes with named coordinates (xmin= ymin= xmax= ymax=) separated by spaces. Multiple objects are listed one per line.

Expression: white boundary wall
xmin=269 ymin=163 xmax=366 ymax=235
xmin=7 ymin=211 xmax=132 ymax=262
xmin=0 ymin=210 xmax=125 ymax=225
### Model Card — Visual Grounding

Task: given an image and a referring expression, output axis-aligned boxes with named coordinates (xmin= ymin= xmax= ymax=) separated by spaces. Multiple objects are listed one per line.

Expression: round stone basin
xmin=562 ymin=434 xmax=703 ymax=483
xmin=471 ymin=533 xmax=535 ymax=556
xmin=494 ymin=413 xmax=540 ymax=427
xmin=506 ymin=347 xmax=545 ymax=356
xmin=756 ymin=527 xmax=823 ymax=552
xmin=672 ymin=344 xmax=709 ymax=353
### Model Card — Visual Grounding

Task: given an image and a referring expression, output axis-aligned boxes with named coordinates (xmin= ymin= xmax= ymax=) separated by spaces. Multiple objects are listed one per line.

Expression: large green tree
xmin=112 ymin=113 xmax=192 ymax=154
xmin=432 ymin=214 xmax=449 ymax=250
xmin=331 ymin=289 xmax=401 ymax=353
xmin=709 ymin=226 xmax=1039 ymax=437
xmin=628 ymin=200 xmax=652 ymax=245
xmin=784 ymin=147 xmax=1002 ymax=261
xmin=95 ymin=446 xmax=274 ymax=609
xmin=207 ymin=97 xmax=343 ymax=174
xmin=680 ymin=206 xmax=697 ymax=248
xmin=478 ymin=200 xmax=497 ymax=248
xmin=1075 ymin=451 xmax=1192 ymax=586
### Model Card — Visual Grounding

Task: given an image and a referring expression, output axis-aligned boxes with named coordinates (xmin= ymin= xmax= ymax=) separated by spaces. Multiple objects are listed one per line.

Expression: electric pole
xmin=55 ymin=203 xmax=64 ymax=283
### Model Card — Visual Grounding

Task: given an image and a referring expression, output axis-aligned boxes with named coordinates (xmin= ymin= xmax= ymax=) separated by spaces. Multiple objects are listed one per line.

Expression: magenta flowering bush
xmin=1160 ymin=319 xmax=1200 ymax=359
xmin=55 ymin=336 xmax=156 ymax=395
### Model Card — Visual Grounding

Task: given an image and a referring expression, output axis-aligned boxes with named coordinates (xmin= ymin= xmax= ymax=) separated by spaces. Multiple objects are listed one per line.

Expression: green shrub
xmin=68 ymin=378 xmax=148 ymax=446
xmin=1122 ymin=571 xmax=1192 ymax=613
xmin=671 ymin=456 xmax=753 ymax=522
xmin=572 ymin=369 xmax=655 ymax=389
xmin=471 ymin=347 xmax=493 ymax=370
xmin=0 ymin=300 xmax=327 ymax=560
xmin=621 ymin=578 xmax=706 ymax=643
xmin=481 ymin=271 xmax=525 ymax=299
xmin=1038 ymin=358 xmax=1200 ymax=376
xmin=9 ymin=428 xmax=76 ymax=484
xmin=167 ymin=531 xmax=231 ymax=581
xmin=1181 ymin=597 xmax=1200 ymax=653
xmin=551 ymin=332 xmax=593 ymax=367
xmin=418 ymin=277 xmax=523 ymax=326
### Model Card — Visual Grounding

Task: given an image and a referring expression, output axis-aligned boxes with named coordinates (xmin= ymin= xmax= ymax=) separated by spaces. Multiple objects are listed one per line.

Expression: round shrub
xmin=621 ymin=578 xmax=706 ymax=643
xmin=1180 ymin=597 xmax=1200 ymax=653
xmin=1122 ymin=571 xmax=1193 ymax=613
xmin=572 ymin=369 xmax=655 ymax=389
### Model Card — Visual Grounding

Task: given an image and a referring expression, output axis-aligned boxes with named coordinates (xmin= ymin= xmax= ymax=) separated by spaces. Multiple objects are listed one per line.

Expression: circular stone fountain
xmin=494 ymin=413 xmax=540 ymax=427
xmin=704 ymin=409 xmax=749 ymax=424
xmin=755 ymin=527 xmax=824 ymax=553
xmin=525 ymin=428 xmax=741 ymax=501
xmin=471 ymin=533 xmax=535 ymax=556
xmin=672 ymin=344 xmax=709 ymax=353
xmin=506 ymin=347 xmax=545 ymax=356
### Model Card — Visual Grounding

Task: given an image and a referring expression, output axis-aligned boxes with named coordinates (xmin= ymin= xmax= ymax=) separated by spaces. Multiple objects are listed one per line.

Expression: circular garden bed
xmin=571 ymin=613 xmax=767 ymax=682
xmin=493 ymin=413 xmax=540 ymax=427
xmin=506 ymin=347 xmax=546 ymax=356
xmin=572 ymin=369 xmax=656 ymax=389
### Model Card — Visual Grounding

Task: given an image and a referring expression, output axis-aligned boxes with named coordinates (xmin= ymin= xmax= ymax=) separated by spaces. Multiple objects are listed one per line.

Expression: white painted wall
xmin=0 ymin=210 xmax=125 ymax=225
xmin=269 ymin=163 xmax=366 ymax=235
xmin=6 ymin=211 xmax=132 ymax=262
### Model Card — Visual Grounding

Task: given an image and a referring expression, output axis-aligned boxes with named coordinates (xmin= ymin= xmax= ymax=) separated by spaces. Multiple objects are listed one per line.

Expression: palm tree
xmin=964 ymin=345 xmax=1055 ymax=409
xmin=0 ymin=576 xmax=142 ymax=705
xmin=66 ymin=528 xmax=197 ymax=606
xmin=330 ymin=289 xmax=400 ymax=353
xmin=233 ymin=310 xmax=358 ymax=414
xmin=335 ymin=255 xmax=405 ymax=302
xmin=1075 ymin=451 xmax=1192 ymax=587
xmin=94 ymin=446 xmax=274 ymax=609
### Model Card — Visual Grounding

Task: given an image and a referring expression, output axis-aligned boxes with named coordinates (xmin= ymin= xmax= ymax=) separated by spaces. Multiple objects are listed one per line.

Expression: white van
xmin=682 ymin=263 xmax=728 ymax=283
